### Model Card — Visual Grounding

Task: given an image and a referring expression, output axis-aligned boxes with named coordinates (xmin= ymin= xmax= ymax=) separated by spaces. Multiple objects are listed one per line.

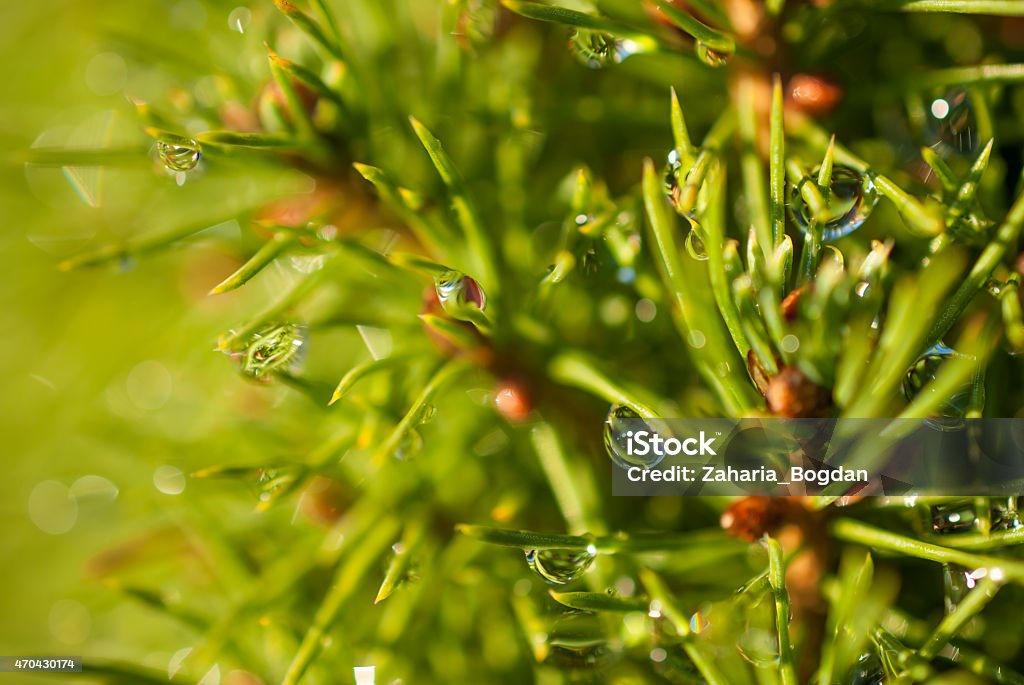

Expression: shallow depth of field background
xmin=6 ymin=1 xmax=1024 ymax=683
xmin=0 ymin=0 xmax=314 ymax=664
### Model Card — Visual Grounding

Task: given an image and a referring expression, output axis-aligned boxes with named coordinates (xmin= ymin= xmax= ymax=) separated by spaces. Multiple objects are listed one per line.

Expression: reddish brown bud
xmin=781 ymin=287 xmax=804 ymax=321
xmin=494 ymin=379 xmax=532 ymax=423
xmin=298 ymin=476 xmax=347 ymax=527
xmin=787 ymin=74 xmax=843 ymax=117
xmin=765 ymin=365 xmax=831 ymax=418
xmin=720 ymin=496 xmax=790 ymax=541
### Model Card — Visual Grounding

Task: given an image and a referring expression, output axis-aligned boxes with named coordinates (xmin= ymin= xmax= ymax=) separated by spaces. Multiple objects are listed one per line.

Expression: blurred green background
xmin=0 ymin=0 xmax=312 ymax=670
xmin=6 ymin=1 xmax=1024 ymax=683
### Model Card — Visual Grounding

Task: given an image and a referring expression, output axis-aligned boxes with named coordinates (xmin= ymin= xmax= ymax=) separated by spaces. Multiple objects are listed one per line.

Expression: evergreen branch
xmin=791 ymin=115 xmax=945 ymax=236
xmin=268 ymin=48 xmax=318 ymax=141
xmin=309 ymin=0 xmax=344 ymax=45
xmin=832 ymin=519 xmax=1024 ymax=583
xmin=195 ymin=130 xmax=296 ymax=149
xmin=549 ymin=590 xmax=649 ymax=612
xmin=893 ymin=0 xmax=1024 ymax=15
xmin=928 ymin=177 xmax=1024 ymax=344
xmin=651 ymin=1 xmax=735 ymax=53
xmin=373 ymin=359 xmax=468 ymax=462
xmin=417 ymin=313 xmax=482 ymax=350
xmin=704 ymin=161 xmax=752 ymax=361
xmin=531 ymin=422 xmax=605 ymax=535
xmin=217 ymin=273 xmax=325 ymax=351
xmin=375 ymin=519 xmax=426 ymax=603
xmin=209 ymin=232 xmax=299 ymax=294
xmin=769 ymin=75 xmax=786 ymax=253
xmin=282 ymin=516 xmax=401 ymax=685
xmin=816 ymin=551 xmax=873 ymax=684
xmin=500 ymin=0 xmax=642 ymax=34
xmin=845 ymin=249 xmax=966 ymax=417
xmin=409 ymin=117 xmax=500 ymax=295
xmin=918 ymin=576 xmax=1002 ymax=660
xmin=670 ymin=87 xmax=696 ymax=165
xmin=738 ymin=75 xmax=771 ymax=254
xmin=895 ymin=315 xmax=996 ymax=422
xmin=330 ymin=354 xmax=412 ymax=405
xmin=59 ymin=214 xmax=249 ymax=271
xmin=548 ymin=351 xmax=659 ymax=418
xmin=639 ymin=569 xmax=731 ymax=685
xmin=457 ymin=524 xmax=741 ymax=553
xmin=353 ymin=163 xmax=455 ymax=259
xmin=267 ymin=45 xmax=347 ymax=109
xmin=273 ymin=0 xmax=346 ymax=62
xmin=642 ymin=158 xmax=761 ymax=414
xmin=767 ymin=538 xmax=798 ymax=685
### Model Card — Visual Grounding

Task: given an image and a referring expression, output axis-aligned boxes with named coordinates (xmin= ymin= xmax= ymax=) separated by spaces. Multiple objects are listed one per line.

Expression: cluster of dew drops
xmin=654 ymin=85 xmax=988 ymax=423
xmin=923 ymin=497 xmax=1019 ymax=616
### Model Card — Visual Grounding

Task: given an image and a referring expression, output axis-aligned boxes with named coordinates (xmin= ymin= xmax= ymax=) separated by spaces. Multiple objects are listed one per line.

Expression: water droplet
xmin=396 ymin=428 xmax=423 ymax=460
xmin=417 ymin=403 xmax=437 ymax=425
xmin=650 ymin=647 xmax=668 ymax=663
xmin=240 ymin=323 xmax=306 ymax=379
xmin=156 ymin=139 xmax=202 ymax=173
xmin=943 ymin=563 xmax=989 ymax=613
xmin=684 ymin=217 xmax=709 ymax=260
xmin=546 ymin=611 xmax=620 ymax=667
xmin=991 ymin=497 xmax=1023 ymax=532
xmin=790 ymin=166 xmax=878 ymax=241
xmin=154 ymin=465 xmax=186 ymax=495
xmin=695 ymin=42 xmax=730 ymax=67
xmin=926 ymin=89 xmax=978 ymax=157
xmin=604 ymin=405 xmax=664 ymax=469
xmin=737 ymin=628 xmax=781 ymax=668
xmin=569 ymin=30 xmax=635 ymax=68
xmin=664 ymin=148 xmax=683 ymax=205
xmin=228 ymin=6 xmax=251 ymax=33
xmin=525 ymin=547 xmax=596 ymax=585
xmin=902 ymin=342 xmax=972 ymax=430
xmin=986 ymin=279 xmax=1005 ymax=297
xmin=688 ymin=611 xmax=708 ymax=634
xmin=849 ymin=653 xmax=885 ymax=684
xmin=254 ymin=466 xmax=301 ymax=501
xmin=931 ymin=501 xmax=977 ymax=535
xmin=434 ymin=270 xmax=486 ymax=314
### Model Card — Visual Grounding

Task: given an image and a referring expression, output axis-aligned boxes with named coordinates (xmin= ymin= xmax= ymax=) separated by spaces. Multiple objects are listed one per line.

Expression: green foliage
xmin=10 ymin=0 xmax=1024 ymax=683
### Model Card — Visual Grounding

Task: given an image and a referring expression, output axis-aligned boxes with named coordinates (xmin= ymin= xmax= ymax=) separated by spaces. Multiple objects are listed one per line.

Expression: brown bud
xmin=494 ymin=378 xmax=533 ymax=423
xmin=298 ymin=476 xmax=347 ymax=527
xmin=787 ymin=74 xmax=843 ymax=117
xmin=781 ymin=287 xmax=804 ymax=321
xmin=765 ymin=365 xmax=831 ymax=418
xmin=720 ymin=496 xmax=790 ymax=541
